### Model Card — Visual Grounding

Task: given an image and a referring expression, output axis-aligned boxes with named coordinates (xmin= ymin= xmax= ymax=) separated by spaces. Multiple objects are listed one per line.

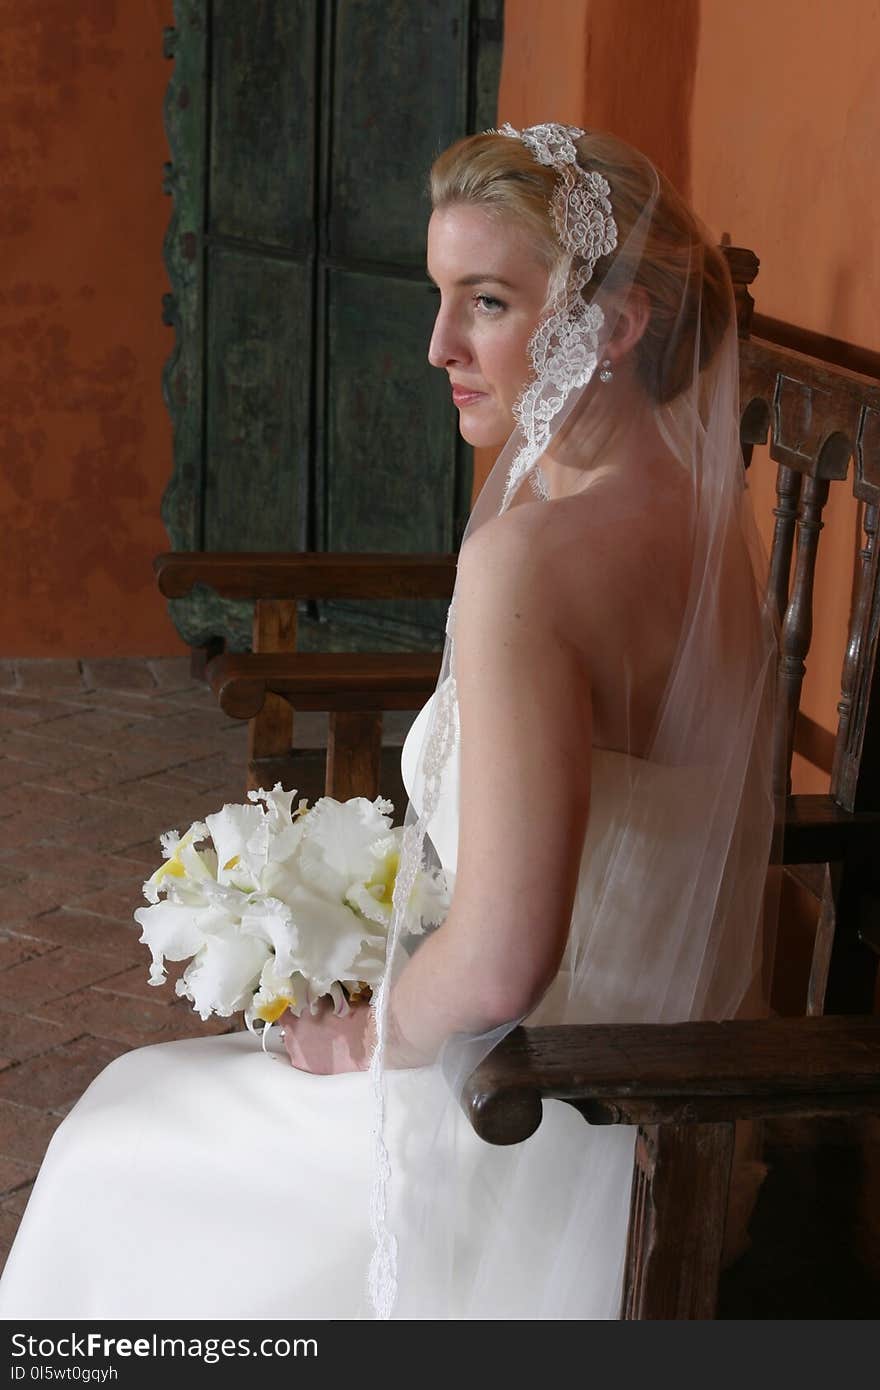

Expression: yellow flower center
xmin=153 ymin=855 xmax=186 ymax=885
xmin=223 ymin=855 xmax=240 ymax=870
xmin=255 ymin=995 xmax=295 ymax=1024
xmin=367 ymin=850 xmax=399 ymax=908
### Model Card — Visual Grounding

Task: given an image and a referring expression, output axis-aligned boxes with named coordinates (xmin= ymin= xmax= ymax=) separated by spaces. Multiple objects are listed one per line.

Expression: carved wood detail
xmin=834 ymin=503 xmax=880 ymax=812
xmin=739 ymin=338 xmax=880 ymax=485
xmin=767 ymin=463 xmax=802 ymax=624
xmin=834 ymin=504 xmax=877 ymax=801
xmin=776 ymin=475 xmax=830 ymax=795
xmin=730 ymin=308 xmax=880 ymax=808
xmin=622 ymin=1122 xmax=734 ymax=1320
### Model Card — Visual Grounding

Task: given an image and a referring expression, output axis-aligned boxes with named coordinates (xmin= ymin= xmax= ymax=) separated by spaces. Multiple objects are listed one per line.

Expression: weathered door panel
xmin=329 ymin=1 xmax=469 ymax=267
xmin=204 ymin=247 xmax=311 ymax=553
xmin=209 ymin=0 xmax=317 ymax=251
xmin=162 ymin=0 xmax=502 ymax=652
xmin=322 ymin=269 xmax=455 ymax=642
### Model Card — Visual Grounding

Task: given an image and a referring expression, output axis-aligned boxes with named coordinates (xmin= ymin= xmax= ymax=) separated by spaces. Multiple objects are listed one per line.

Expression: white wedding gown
xmin=0 ymin=695 xmax=717 ymax=1321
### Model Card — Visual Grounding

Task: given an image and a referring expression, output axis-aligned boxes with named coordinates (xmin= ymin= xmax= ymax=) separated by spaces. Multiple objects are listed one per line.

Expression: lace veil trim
xmin=494 ymin=124 xmax=618 ymax=508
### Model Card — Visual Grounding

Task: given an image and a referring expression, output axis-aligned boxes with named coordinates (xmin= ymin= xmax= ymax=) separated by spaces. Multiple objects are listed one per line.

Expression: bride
xmin=0 ymin=124 xmax=775 ymax=1321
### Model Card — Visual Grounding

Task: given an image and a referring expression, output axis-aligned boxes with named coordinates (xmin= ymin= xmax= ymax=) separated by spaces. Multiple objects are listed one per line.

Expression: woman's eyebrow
xmin=425 ymin=270 xmax=515 ymax=289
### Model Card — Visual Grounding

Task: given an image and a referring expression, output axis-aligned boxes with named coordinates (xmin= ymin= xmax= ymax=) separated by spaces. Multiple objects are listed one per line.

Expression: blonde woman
xmin=0 ymin=126 xmax=774 ymax=1320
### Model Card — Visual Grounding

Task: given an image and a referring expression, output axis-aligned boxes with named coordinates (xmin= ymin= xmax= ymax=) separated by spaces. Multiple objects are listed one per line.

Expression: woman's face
xmin=426 ymin=203 xmax=550 ymax=448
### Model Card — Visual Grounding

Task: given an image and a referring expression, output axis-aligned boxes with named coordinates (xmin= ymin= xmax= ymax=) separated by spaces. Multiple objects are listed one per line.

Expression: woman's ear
xmin=606 ymin=285 xmax=651 ymax=363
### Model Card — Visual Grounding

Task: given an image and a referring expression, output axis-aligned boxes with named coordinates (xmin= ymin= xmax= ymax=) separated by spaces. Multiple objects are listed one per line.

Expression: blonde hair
xmin=430 ymin=130 xmax=731 ymax=404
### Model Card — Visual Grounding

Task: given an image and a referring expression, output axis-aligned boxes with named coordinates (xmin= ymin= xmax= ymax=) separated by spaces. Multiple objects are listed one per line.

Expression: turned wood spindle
xmin=767 ymin=464 xmax=802 ymax=627
xmin=832 ymin=503 xmax=878 ymax=807
xmin=775 ymin=474 xmax=830 ymax=797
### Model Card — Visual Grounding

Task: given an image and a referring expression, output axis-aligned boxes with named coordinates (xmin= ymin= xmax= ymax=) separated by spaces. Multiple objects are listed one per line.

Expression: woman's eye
xmin=475 ymin=294 xmax=505 ymax=314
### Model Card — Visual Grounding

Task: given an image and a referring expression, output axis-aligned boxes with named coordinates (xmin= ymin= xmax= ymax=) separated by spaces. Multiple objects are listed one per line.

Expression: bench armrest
xmin=155 ymin=552 xmax=457 ymax=601
xmin=208 ymin=650 xmax=443 ymax=719
xmin=462 ymin=1015 xmax=880 ymax=1143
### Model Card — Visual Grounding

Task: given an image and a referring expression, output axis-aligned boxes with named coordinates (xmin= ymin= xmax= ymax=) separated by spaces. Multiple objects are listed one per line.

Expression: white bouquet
xmin=135 ymin=785 xmax=451 ymax=1038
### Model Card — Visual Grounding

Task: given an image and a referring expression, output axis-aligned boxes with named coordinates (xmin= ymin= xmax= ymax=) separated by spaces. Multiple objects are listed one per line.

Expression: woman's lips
xmin=451 ymin=386 xmax=487 ymax=407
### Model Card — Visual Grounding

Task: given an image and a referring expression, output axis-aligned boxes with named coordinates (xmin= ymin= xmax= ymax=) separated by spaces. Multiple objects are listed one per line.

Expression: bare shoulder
xmin=456 ymin=471 xmax=691 ymax=667
xmin=457 ymin=498 xmax=583 ymax=618
xmin=453 ymin=502 xmax=591 ymax=699
xmin=454 ymin=468 xmax=693 ymax=751
xmin=458 ymin=504 xmax=535 ymax=577
xmin=456 ymin=490 xmax=631 ymax=645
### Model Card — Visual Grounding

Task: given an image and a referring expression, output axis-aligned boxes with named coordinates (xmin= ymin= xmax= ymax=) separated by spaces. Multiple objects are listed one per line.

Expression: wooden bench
xmin=155 ymin=552 xmax=455 ymax=802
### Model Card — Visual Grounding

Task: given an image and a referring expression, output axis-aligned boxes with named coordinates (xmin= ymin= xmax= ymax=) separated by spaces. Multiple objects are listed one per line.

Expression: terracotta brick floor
xmin=0 ymin=656 xmax=415 ymax=1274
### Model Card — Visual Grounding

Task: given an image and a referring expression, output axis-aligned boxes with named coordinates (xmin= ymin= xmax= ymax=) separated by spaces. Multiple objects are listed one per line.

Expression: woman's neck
xmin=538 ymin=376 xmax=666 ymax=500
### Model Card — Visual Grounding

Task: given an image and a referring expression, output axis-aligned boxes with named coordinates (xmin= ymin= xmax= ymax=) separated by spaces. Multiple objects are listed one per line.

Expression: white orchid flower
xmin=246 ymin=959 xmax=309 ymax=1029
xmin=136 ymin=784 xmax=452 ymax=1037
xmin=135 ymin=898 xmax=233 ymax=986
xmin=408 ymin=863 xmax=454 ymax=930
xmin=344 ymin=831 xmax=402 ymax=926
xmin=238 ymin=896 xmax=299 ymax=980
xmin=259 ymin=859 xmax=304 ymax=910
xmin=249 ymin=783 xmax=299 ymax=822
xmin=284 ymin=881 xmax=381 ymax=995
xmin=204 ymin=802 xmax=267 ymax=892
xmin=175 ymin=930 xmax=271 ymax=1020
xmin=297 ymin=796 xmax=394 ymax=901
xmin=342 ymin=934 xmax=387 ymax=989
xmin=248 ymin=784 xmax=309 ymax=865
xmin=344 ymin=831 xmax=451 ymax=934
xmin=246 ymin=962 xmax=355 ymax=1035
xmin=142 ymin=822 xmax=211 ymax=904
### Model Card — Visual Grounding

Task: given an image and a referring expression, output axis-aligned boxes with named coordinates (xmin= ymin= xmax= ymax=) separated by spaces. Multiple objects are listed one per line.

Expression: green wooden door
xmin=161 ymin=0 xmax=503 ymax=652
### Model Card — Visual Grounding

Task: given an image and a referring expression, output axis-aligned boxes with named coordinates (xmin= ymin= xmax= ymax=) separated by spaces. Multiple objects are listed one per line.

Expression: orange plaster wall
xmin=0 ymin=0 xmax=185 ymax=657
xmin=495 ymin=0 xmax=590 ymax=128
xmin=690 ymin=0 xmax=880 ymax=351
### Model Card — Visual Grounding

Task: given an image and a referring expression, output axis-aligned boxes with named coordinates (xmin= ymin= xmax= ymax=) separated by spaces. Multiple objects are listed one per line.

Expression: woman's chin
xmin=456 ymin=409 xmax=512 ymax=449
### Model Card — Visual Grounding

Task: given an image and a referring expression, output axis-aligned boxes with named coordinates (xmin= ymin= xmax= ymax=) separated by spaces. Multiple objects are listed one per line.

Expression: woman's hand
xmin=280 ymin=998 xmax=376 ymax=1075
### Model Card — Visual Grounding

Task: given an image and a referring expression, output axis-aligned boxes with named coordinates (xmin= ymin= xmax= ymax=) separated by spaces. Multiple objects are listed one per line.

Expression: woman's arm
xmin=282 ymin=509 xmax=593 ymax=1074
xmin=384 ymin=510 xmax=593 ymax=1066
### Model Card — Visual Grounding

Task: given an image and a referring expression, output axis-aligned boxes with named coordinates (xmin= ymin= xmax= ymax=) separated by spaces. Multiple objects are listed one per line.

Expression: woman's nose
xmin=428 ymin=311 xmax=471 ymax=370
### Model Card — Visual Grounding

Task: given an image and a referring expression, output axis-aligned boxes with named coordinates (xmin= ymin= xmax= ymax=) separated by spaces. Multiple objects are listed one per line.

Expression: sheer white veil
xmin=365 ymin=125 xmax=777 ymax=1320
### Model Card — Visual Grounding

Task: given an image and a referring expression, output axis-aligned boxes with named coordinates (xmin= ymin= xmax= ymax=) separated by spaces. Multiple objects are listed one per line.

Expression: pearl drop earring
xmin=599 ymin=358 xmax=613 ymax=384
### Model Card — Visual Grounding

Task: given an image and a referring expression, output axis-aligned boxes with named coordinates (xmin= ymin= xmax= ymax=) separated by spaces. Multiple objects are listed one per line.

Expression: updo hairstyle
xmin=429 ymin=129 xmax=732 ymax=405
